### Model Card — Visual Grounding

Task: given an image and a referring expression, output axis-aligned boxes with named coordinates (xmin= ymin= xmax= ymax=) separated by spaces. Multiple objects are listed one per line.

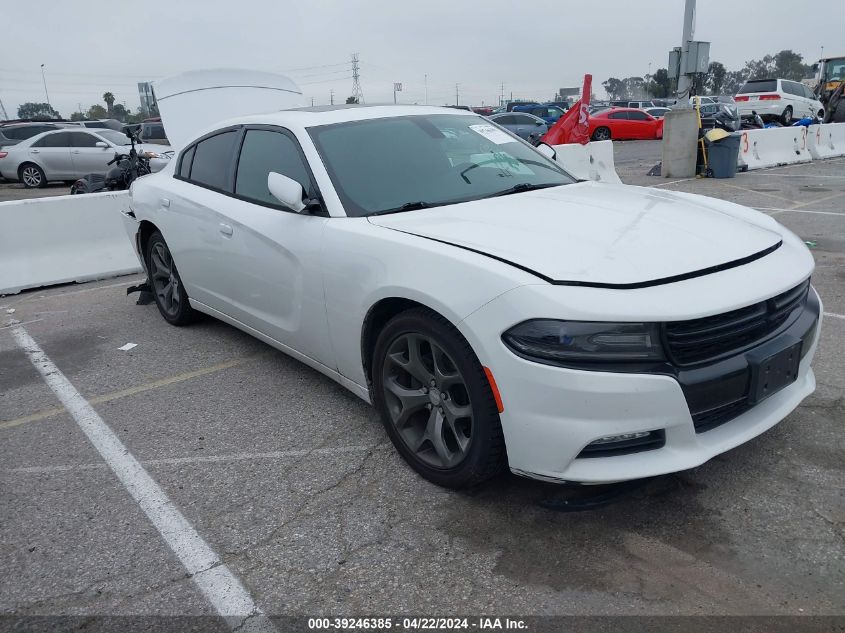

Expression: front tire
xmin=145 ymin=231 xmax=196 ymax=326
xmin=19 ymin=163 xmax=46 ymax=188
xmin=781 ymin=106 xmax=793 ymax=125
xmin=371 ymin=308 xmax=506 ymax=488
xmin=592 ymin=127 xmax=611 ymax=141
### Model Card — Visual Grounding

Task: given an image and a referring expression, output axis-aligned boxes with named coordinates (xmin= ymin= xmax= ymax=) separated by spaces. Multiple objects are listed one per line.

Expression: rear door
xmin=607 ymin=111 xmax=630 ymax=139
xmin=29 ymin=132 xmax=74 ymax=178
xmin=69 ymin=131 xmax=113 ymax=175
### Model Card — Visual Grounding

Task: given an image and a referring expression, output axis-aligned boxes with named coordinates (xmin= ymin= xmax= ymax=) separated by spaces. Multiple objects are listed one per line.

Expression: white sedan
xmin=0 ymin=128 xmax=171 ymax=188
xmin=122 ymin=105 xmax=821 ymax=488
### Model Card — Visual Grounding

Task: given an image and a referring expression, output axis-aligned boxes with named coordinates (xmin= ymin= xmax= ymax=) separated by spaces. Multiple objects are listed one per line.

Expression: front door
xmin=29 ymin=131 xmax=74 ymax=179
xmin=68 ymin=131 xmax=114 ymax=175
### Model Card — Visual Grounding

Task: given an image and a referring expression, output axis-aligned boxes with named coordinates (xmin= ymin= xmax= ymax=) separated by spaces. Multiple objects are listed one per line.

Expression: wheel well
xmin=137 ymin=220 xmax=159 ymax=266
xmin=360 ymin=297 xmax=428 ymax=387
xmin=18 ymin=162 xmax=39 ymax=176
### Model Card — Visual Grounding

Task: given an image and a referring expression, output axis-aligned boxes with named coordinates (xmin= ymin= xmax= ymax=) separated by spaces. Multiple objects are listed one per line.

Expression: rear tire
xmin=19 ymin=163 xmax=46 ymax=188
xmin=145 ymin=231 xmax=196 ymax=326
xmin=371 ymin=307 xmax=507 ymax=488
xmin=592 ymin=127 xmax=611 ymax=141
xmin=781 ymin=106 xmax=793 ymax=125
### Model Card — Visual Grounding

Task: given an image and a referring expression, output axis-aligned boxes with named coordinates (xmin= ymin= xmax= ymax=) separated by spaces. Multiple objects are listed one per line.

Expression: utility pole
xmin=455 ymin=83 xmax=459 ymax=106
xmin=424 ymin=74 xmax=428 ymax=105
xmin=500 ymin=83 xmax=505 ymax=106
xmin=330 ymin=89 xmax=334 ymax=105
xmin=311 ymin=97 xmax=315 ymax=106
xmin=40 ymin=64 xmax=51 ymax=107
xmin=351 ymin=53 xmax=364 ymax=103
xmin=676 ymin=0 xmax=696 ymax=103
xmin=0 ymin=98 xmax=8 ymax=121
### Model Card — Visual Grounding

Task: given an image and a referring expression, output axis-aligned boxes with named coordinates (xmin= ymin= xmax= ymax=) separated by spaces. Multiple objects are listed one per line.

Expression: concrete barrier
xmin=0 ymin=191 xmax=141 ymax=295
xmin=737 ymin=126 xmax=812 ymax=170
xmin=552 ymin=140 xmax=621 ymax=184
xmin=807 ymin=123 xmax=845 ymax=160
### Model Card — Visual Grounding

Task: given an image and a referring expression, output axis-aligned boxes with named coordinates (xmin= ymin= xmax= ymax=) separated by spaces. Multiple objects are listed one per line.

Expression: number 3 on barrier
xmin=741 ymin=132 xmax=749 ymax=153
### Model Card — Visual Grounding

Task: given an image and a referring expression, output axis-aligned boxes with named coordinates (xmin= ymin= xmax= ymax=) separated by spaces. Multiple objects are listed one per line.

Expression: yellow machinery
xmin=812 ymin=56 xmax=845 ymax=123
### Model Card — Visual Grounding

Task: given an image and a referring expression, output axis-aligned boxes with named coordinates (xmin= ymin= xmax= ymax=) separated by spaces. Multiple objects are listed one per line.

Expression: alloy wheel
xmin=149 ymin=242 xmax=181 ymax=317
xmin=381 ymin=333 xmax=473 ymax=469
xmin=21 ymin=166 xmax=42 ymax=187
xmin=594 ymin=127 xmax=610 ymax=141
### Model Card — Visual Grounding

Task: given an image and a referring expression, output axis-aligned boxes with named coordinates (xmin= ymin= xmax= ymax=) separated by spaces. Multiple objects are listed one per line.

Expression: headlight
xmin=143 ymin=151 xmax=163 ymax=158
xmin=502 ymin=320 xmax=664 ymax=363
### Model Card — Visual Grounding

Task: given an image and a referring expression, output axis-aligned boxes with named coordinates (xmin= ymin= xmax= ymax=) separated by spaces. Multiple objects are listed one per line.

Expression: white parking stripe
xmin=10 ymin=325 xmax=277 ymax=633
xmin=7 ymin=444 xmax=384 ymax=475
xmin=754 ymin=207 xmax=845 ymax=216
xmin=824 ymin=312 xmax=845 ymax=321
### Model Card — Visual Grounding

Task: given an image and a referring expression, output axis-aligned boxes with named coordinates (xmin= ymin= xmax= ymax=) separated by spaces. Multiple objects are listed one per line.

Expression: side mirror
xmin=96 ymin=141 xmax=109 ymax=149
xmin=535 ymin=143 xmax=556 ymax=161
xmin=268 ymin=171 xmax=306 ymax=212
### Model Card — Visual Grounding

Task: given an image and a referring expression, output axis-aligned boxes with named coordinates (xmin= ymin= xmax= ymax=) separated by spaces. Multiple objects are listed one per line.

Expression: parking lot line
xmin=10 ymin=324 xmax=277 ymax=633
xmin=7 ymin=444 xmax=383 ymax=475
xmin=754 ymin=207 xmax=845 ymax=216
xmin=0 ymin=355 xmax=259 ymax=430
xmin=824 ymin=312 xmax=845 ymax=321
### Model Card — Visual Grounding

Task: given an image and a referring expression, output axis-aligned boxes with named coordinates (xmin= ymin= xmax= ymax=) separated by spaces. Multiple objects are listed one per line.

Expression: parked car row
xmin=0 ymin=128 xmax=171 ymax=188
xmin=0 ymin=118 xmax=169 ymax=150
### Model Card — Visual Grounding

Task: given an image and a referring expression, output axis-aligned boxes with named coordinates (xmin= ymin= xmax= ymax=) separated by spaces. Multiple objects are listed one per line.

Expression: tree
xmin=103 ymin=92 xmax=115 ymax=115
xmin=70 ymin=111 xmax=86 ymax=121
xmin=722 ymin=69 xmax=746 ymax=95
xmin=112 ymin=103 xmax=130 ymax=122
xmin=646 ymin=68 xmax=672 ymax=98
xmin=86 ymin=104 xmax=108 ymax=119
xmin=705 ymin=61 xmax=727 ymax=95
xmin=774 ymin=50 xmax=811 ymax=81
xmin=17 ymin=102 xmax=60 ymax=119
xmin=345 ymin=96 xmax=358 ymax=104
xmin=623 ymin=76 xmax=645 ymax=99
xmin=602 ymin=77 xmax=626 ymax=100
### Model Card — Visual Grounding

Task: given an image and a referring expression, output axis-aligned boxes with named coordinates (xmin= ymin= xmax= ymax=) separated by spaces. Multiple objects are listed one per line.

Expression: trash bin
xmin=705 ymin=132 xmax=741 ymax=178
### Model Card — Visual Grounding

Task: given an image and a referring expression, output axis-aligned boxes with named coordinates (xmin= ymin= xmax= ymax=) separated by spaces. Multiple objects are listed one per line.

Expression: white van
xmin=734 ymin=78 xmax=824 ymax=124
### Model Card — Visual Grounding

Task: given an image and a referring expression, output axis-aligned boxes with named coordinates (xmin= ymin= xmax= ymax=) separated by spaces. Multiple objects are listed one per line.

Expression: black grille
xmin=691 ymin=399 xmax=751 ymax=433
xmin=664 ymin=280 xmax=810 ymax=366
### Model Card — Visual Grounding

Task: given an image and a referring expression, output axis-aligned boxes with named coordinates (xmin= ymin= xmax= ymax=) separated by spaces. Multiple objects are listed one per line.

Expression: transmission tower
xmin=0 ymin=97 xmax=8 ymax=121
xmin=351 ymin=53 xmax=364 ymax=104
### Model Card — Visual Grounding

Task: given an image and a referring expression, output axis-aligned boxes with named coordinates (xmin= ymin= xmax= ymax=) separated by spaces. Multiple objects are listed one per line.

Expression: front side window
xmin=188 ymin=131 xmax=238 ymax=191
xmin=628 ymin=111 xmax=649 ymax=121
xmin=70 ymin=133 xmax=101 ymax=148
xmin=235 ymin=129 xmax=311 ymax=206
xmin=608 ymin=111 xmax=628 ymax=120
xmin=309 ymin=113 xmax=574 ymax=217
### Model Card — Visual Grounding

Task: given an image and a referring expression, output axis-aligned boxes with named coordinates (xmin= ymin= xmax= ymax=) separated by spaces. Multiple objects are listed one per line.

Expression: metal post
xmin=676 ymin=0 xmax=696 ymax=104
xmin=424 ymin=74 xmax=428 ymax=105
xmin=394 ymin=84 xmax=397 ymax=104
xmin=40 ymin=64 xmax=51 ymax=107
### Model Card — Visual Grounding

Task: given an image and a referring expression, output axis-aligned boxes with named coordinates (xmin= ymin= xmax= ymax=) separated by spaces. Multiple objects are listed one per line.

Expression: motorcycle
xmin=70 ymin=130 xmax=152 ymax=194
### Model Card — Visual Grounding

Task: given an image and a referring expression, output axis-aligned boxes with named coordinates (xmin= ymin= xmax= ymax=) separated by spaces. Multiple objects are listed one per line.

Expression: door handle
xmin=160 ymin=198 xmax=170 ymax=208
xmin=30 ymin=149 xmax=39 ymax=154
xmin=219 ymin=223 xmax=233 ymax=237
xmin=71 ymin=150 xmax=81 ymax=154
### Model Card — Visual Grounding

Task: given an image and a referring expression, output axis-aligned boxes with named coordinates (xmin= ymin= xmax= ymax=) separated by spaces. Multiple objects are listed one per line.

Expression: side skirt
xmin=187 ymin=299 xmax=372 ymax=404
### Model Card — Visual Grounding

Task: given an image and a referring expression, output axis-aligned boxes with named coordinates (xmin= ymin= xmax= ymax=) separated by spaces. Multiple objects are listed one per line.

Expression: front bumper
xmin=461 ymin=287 xmax=821 ymax=484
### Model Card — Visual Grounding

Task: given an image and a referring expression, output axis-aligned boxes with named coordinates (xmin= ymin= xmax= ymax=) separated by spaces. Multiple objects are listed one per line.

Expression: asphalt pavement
xmin=1 ymin=144 xmax=843 ymax=628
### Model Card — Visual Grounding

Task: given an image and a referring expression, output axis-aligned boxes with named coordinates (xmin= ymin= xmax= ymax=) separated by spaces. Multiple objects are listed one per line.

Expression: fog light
xmin=591 ymin=431 xmax=652 ymax=445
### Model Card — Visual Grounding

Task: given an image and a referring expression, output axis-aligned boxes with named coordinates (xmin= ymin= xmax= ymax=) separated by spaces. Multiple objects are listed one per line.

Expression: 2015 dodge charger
xmin=123 ymin=103 xmax=821 ymax=488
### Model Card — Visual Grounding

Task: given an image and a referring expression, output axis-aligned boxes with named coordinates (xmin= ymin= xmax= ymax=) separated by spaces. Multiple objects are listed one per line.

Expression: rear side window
xmin=494 ymin=115 xmax=515 ymax=125
xmin=144 ymin=124 xmax=165 ymax=139
xmin=33 ymin=132 xmax=73 ymax=147
xmin=178 ymin=145 xmax=195 ymax=179
xmin=628 ymin=111 xmax=649 ymax=120
xmin=737 ymin=80 xmax=777 ymax=94
xmin=188 ymin=131 xmax=238 ymax=191
xmin=608 ymin=111 xmax=628 ymax=120
xmin=235 ymin=129 xmax=311 ymax=207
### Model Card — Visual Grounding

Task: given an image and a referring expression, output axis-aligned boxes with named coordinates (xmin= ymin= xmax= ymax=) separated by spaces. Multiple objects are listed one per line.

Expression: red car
xmin=589 ymin=107 xmax=664 ymax=141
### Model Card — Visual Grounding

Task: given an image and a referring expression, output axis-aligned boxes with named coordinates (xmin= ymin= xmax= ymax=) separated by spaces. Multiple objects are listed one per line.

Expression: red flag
xmin=542 ymin=74 xmax=592 ymax=145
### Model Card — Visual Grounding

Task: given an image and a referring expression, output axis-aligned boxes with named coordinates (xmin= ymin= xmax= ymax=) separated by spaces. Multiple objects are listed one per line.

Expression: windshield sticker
xmin=468 ymin=124 xmax=515 ymax=145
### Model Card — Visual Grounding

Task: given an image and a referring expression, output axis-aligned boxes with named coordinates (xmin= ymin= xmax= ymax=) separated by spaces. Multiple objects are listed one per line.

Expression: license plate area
xmin=746 ymin=337 xmax=802 ymax=405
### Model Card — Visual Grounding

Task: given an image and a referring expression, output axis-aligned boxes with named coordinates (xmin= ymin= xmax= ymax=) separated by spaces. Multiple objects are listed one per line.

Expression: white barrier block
xmin=737 ymin=126 xmax=812 ymax=170
xmin=0 ymin=191 xmax=141 ymax=295
xmin=807 ymin=123 xmax=845 ymax=160
xmin=552 ymin=140 xmax=621 ymax=184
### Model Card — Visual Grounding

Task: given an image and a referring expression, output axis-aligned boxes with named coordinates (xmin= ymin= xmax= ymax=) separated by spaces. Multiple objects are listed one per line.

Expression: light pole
xmin=40 ymin=64 xmax=51 ymax=107
xmin=424 ymin=74 xmax=428 ymax=105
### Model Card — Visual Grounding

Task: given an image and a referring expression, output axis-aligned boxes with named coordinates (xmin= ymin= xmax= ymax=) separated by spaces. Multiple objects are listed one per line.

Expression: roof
xmin=213 ymin=104 xmax=479 ymax=131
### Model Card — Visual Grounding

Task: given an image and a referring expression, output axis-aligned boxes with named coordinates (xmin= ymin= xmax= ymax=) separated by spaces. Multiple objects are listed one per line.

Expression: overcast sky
xmin=2 ymin=0 xmax=842 ymax=118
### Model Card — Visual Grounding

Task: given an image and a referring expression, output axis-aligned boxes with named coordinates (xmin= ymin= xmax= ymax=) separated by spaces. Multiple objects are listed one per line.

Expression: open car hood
xmin=368 ymin=182 xmax=784 ymax=288
xmin=153 ymin=69 xmax=305 ymax=150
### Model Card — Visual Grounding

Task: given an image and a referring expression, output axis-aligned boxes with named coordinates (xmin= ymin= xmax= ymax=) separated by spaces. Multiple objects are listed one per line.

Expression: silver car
xmin=488 ymin=112 xmax=548 ymax=144
xmin=0 ymin=128 xmax=170 ymax=188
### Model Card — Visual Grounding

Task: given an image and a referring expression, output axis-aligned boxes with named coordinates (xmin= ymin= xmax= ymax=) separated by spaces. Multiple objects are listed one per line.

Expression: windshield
xmin=308 ymin=114 xmax=574 ymax=217
xmin=96 ymin=129 xmax=132 ymax=146
xmin=824 ymin=59 xmax=845 ymax=81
